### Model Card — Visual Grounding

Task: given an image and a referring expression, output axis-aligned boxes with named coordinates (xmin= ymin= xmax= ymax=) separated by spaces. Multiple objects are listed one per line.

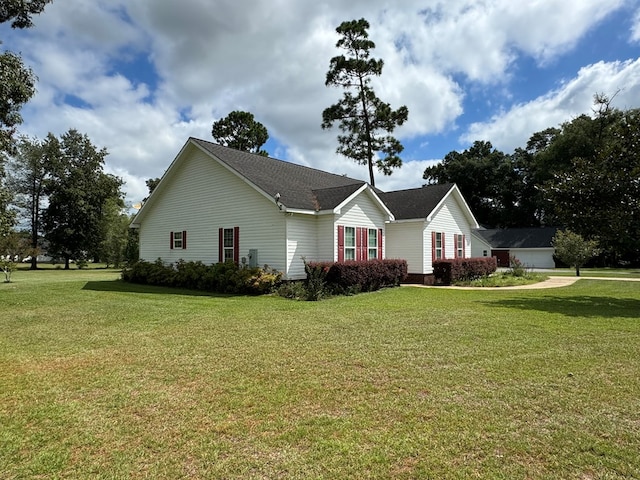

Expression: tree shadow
xmin=82 ymin=280 xmax=236 ymax=298
xmin=487 ymin=295 xmax=640 ymax=318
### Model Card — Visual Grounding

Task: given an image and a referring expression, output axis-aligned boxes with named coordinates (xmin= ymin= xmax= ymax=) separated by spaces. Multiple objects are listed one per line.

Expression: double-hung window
xmin=223 ymin=228 xmax=235 ymax=262
xmin=219 ymin=226 xmax=240 ymax=264
xmin=344 ymin=227 xmax=356 ymax=260
xmin=456 ymin=234 xmax=464 ymax=258
xmin=170 ymin=230 xmax=186 ymax=250
xmin=368 ymin=228 xmax=378 ymax=259
xmin=434 ymin=232 xmax=443 ymax=260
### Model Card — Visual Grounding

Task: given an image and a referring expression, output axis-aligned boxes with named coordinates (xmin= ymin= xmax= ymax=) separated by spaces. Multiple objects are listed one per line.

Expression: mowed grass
xmin=1 ymin=270 xmax=639 ymax=479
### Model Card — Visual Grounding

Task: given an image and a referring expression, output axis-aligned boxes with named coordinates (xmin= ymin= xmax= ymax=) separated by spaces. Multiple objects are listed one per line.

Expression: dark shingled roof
xmin=191 ymin=138 xmax=365 ymax=211
xmin=379 ymin=183 xmax=455 ymax=220
xmin=474 ymin=227 xmax=559 ymax=249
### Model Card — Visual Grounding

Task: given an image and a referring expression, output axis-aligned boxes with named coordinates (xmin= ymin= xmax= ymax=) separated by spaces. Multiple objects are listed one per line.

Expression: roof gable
xmin=191 ymin=138 xmax=365 ymax=211
xmin=381 ymin=183 xmax=478 ymax=227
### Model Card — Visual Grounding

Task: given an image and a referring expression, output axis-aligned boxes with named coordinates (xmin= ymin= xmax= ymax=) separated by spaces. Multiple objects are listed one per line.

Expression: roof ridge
xmin=190 ymin=137 xmax=364 ymax=183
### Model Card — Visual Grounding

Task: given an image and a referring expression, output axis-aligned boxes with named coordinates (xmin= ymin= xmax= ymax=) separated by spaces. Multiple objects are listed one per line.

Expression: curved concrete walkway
xmin=408 ymin=275 xmax=640 ymax=290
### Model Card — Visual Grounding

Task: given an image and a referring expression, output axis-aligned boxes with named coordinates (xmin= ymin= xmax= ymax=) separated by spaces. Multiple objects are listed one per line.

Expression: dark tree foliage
xmin=0 ymin=0 xmax=52 ymax=154
xmin=42 ymin=130 xmax=124 ymax=269
xmin=0 ymin=51 xmax=36 ymax=155
xmin=546 ymin=108 xmax=640 ymax=264
xmin=322 ymin=18 xmax=408 ymax=187
xmin=423 ymin=141 xmax=535 ymax=227
xmin=0 ymin=0 xmax=52 ymax=28
xmin=0 ymin=164 xmax=15 ymax=237
xmin=6 ymin=136 xmax=49 ymax=268
xmin=425 ymin=94 xmax=638 ymax=265
xmin=212 ymin=110 xmax=269 ymax=156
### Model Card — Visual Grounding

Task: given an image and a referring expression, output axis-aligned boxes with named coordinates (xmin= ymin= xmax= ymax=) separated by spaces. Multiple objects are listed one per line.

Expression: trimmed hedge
xmin=305 ymin=259 xmax=408 ymax=295
xmin=121 ymin=259 xmax=282 ymax=295
xmin=433 ymin=257 xmax=497 ymax=285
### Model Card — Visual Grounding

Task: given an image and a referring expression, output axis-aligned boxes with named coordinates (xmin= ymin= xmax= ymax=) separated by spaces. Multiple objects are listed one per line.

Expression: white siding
xmin=138 ymin=145 xmax=287 ymax=272
xmin=424 ymin=194 xmax=474 ymax=273
xmin=471 ymin=234 xmax=493 ymax=258
xmin=335 ymin=190 xmax=387 ymax=260
xmin=384 ymin=191 xmax=476 ymax=276
xmin=316 ymin=214 xmax=336 ymax=261
xmin=285 ymin=214 xmax=318 ymax=279
xmin=385 ymin=221 xmax=424 ymax=273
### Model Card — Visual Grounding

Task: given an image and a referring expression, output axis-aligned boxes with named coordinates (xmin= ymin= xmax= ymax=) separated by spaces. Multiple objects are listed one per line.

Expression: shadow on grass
xmin=82 ymin=280 xmax=235 ymax=298
xmin=487 ymin=295 xmax=640 ymax=318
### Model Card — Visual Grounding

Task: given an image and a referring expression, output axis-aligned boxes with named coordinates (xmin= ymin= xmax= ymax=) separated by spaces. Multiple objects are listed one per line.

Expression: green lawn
xmin=1 ymin=270 xmax=639 ymax=479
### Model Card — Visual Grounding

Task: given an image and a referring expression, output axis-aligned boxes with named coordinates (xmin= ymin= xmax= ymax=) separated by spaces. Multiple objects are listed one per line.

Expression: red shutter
xmin=218 ymin=228 xmax=223 ymax=262
xmin=453 ymin=234 xmax=458 ymax=258
xmin=356 ymin=227 xmax=364 ymax=261
xmin=442 ymin=232 xmax=446 ymax=258
xmin=233 ymin=226 xmax=240 ymax=264
xmin=170 ymin=231 xmax=174 ymax=249
xmin=462 ymin=234 xmax=466 ymax=258
xmin=431 ymin=231 xmax=436 ymax=262
xmin=378 ymin=229 xmax=383 ymax=259
xmin=337 ymin=225 xmax=344 ymax=262
xmin=182 ymin=230 xmax=187 ymax=249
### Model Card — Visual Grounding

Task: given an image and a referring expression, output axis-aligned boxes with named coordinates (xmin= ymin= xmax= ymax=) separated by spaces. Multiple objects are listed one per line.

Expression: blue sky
xmin=2 ymin=0 xmax=640 ymax=204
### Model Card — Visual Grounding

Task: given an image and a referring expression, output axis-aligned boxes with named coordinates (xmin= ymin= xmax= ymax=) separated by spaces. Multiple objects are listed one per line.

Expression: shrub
xmin=305 ymin=259 xmax=407 ymax=297
xmin=276 ymin=280 xmax=308 ymax=300
xmin=507 ymin=256 xmax=528 ymax=277
xmin=433 ymin=257 xmax=497 ymax=285
xmin=122 ymin=260 xmax=282 ymax=295
xmin=304 ymin=261 xmax=328 ymax=301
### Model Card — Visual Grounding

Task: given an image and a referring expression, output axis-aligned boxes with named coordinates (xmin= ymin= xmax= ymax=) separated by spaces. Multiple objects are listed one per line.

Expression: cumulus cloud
xmin=460 ymin=58 xmax=640 ymax=153
xmin=4 ymin=0 xmax=639 ymax=203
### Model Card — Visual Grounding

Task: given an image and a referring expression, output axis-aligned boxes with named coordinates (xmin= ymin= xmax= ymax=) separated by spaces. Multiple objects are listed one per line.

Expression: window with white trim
xmin=223 ymin=228 xmax=235 ymax=262
xmin=344 ymin=226 xmax=356 ymax=260
xmin=171 ymin=230 xmax=186 ymax=250
xmin=456 ymin=234 xmax=464 ymax=258
xmin=368 ymin=228 xmax=378 ymax=259
xmin=435 ymin=232 xmax=443 ymax=259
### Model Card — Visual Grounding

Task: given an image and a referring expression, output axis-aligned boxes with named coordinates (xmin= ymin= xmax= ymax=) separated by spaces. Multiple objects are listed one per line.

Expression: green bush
xmin=122 ymin=260 xmax=282 ymax=295
xmin=433 ymin=257 xmax=497 ymax=285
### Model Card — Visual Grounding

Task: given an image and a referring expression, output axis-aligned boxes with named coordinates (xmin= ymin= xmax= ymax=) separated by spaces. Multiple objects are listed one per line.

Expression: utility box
xmin=248 ymin=249 xmax=258 ymax=268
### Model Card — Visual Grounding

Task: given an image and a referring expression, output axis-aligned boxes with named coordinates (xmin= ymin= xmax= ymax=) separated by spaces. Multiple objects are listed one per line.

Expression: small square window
xmin=173 ymin=231 xmax=183 ymax=249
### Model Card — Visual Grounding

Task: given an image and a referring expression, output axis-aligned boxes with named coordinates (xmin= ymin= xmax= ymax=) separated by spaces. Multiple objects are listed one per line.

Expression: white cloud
xmin=632 ymin=8 xmax=640 ymax=43
xmin=460 ymin=59 xmax=640 ymax=152
xmin=4 ymin=0 xmax=639 ymax=206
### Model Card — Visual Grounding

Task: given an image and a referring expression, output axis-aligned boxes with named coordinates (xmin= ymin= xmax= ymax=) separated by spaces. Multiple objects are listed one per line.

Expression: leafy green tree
xmin=212 ymin=110 xmax=269 ymax=156
xmin=0 ymin=163 xmax=15 ymax=237
xmin=552 ymin=230 xmax=600 ymax=276
xmin=0 ymin=51 xmax=36 ymax=154
xmin=0 ymin=230 xmax=29 ymax=282
xmin=322 ymin=18 xmax=409 ymax=187
xmin=546 ymin=108 xmax=640 ymax=264
xmin=124 ymin=222 xmax=139 ymax=265
xmin=6 ymin=135 xmax=49 ymax=269
xmin=1 ymin=0 xmax=52 ymax=28
xmin=1 ymin=0 xmax=52 ymax=153
xmin=98 ymin=197 xmax=130 ymax=267
xmin=42 ymin=129 xmax=124 ymax=269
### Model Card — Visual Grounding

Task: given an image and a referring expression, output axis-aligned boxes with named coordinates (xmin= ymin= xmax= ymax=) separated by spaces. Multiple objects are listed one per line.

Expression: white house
xmin=382 ymin=184 xmax=479 ymax=284
xmin=471 ymin=227 xmax=558 ymax=269
xmin=131 ymin=138 xmax=480 ymax=282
